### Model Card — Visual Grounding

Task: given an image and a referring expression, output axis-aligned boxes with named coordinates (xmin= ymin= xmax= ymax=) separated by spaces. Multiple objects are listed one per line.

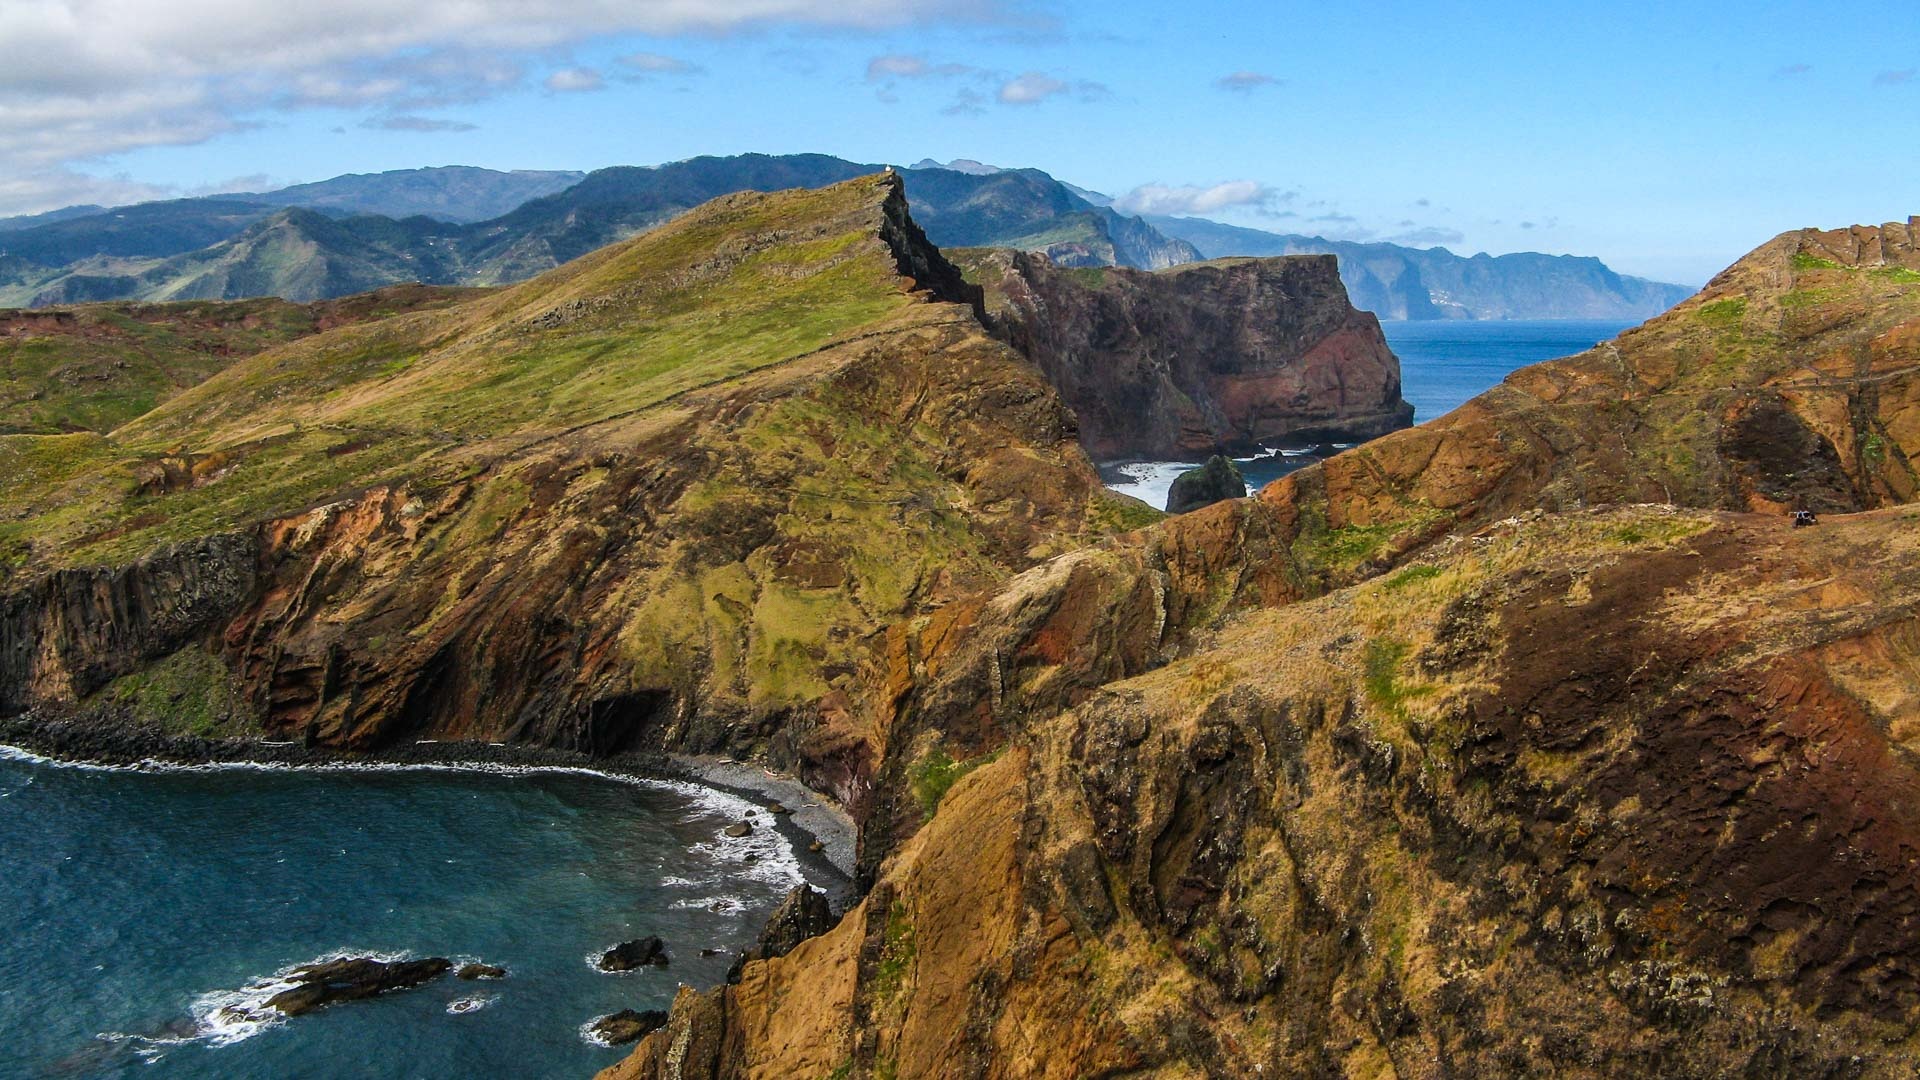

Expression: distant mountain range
xmin=1144 ymin=215 xmax=1695 ymax=320
xmin=0 ymin=156 xmax=1691 ymax=319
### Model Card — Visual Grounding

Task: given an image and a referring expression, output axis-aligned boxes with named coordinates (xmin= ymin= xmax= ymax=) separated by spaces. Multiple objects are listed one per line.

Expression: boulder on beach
xmin=597 ymin=936 xmax=669 ymax=972
xmin=588 ymin=1008 xmax=668 ymax=1046
xmin=263 ymin=956 xmax=453 ymax=1017
xmin=723 ymin=820 xmax=753 ymax=838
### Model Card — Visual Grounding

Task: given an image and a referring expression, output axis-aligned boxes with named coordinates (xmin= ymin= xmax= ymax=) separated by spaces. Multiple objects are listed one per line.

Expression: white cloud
xmin=998 ymin=71 xmax=1067 ymax=104
xmin=544 ymin=67 xmax=605 ymax=93
xmin=1112 ymin=180 xmax=1283 ymax=216
xmin=0 ymin=0 xmax=1014 ymax=214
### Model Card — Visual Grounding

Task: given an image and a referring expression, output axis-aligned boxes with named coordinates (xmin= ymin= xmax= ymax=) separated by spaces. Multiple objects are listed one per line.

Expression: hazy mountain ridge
xmin=0 ymin=156 xmax=1196 ymax=305
xmin=0 ymin=157 xmax=1686 ymax=319
xmin=234 ymin=165 xmax=587 ymax=223
xmin=1151 ymin=214 xmax=1696 ymax=320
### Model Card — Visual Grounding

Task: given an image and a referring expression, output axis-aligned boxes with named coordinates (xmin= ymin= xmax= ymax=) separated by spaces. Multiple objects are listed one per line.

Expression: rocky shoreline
xmin=0 ymin=712 xmax=858 ymax=888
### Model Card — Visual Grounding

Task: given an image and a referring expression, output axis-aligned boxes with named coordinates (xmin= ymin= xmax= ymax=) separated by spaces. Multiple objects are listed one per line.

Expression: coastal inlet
xmin=0 ymin=749 xmax=838 ymax=1078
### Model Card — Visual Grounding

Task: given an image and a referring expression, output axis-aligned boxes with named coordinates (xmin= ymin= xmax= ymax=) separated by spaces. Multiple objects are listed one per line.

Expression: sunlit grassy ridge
xmin=0 ymin=176 xmax=926 ymax=572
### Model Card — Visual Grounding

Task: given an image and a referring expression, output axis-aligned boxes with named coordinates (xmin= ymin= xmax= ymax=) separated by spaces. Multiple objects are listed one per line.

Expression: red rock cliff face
xmin=956 ymin=249 xmax=1414 ymax=459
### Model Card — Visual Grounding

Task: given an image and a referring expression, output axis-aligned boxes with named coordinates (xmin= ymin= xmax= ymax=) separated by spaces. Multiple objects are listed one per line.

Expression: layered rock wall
xmin=958 ymin=249 xmax=1413 ymax=459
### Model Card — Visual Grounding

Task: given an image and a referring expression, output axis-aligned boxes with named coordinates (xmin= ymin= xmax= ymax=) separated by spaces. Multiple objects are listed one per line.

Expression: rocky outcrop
xmin=597 ymin=938 xmax=670 ymax=972
xmin=956 ymin=249 xmax=1413 ymax=459
xmin=588 ymin=1010 xmax=669 ymax=1046
xmin=259 ymin=956 xmax=452 ymax=1017
xmin=1164 ymin=455 xmax=1246 ymax=513
xmin=727 ymin=884 xmax=834 ymax=982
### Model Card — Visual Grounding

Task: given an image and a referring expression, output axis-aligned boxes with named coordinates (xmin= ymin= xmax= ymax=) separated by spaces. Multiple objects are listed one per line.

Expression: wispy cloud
xmin=360 ymin=114 xmax=479 ymax=132
xmin=1113 ymin=180 xmax=1288 ymax=216
xmin=1216 ymin=71 xmax=1279 ymax=93
xmin=0 ymin=0 xmax=1023 ymax=214
xmin=997 ymin=71 xmax=1106 ymax=105
xmin=865 ymin=54 xmax=975 ymax=81
xmin=544 ymin=67 xmax=604 ymax=93
xmin=1384 ymin=225 xmax=1465 ymax=245
xmin=1874 ymin=69 xmax=1916 ymax=86
xmin=619 ymin=52 xmax=701 ymax=76
xmin=1772 ymin=63 xmax=1813 ymax=78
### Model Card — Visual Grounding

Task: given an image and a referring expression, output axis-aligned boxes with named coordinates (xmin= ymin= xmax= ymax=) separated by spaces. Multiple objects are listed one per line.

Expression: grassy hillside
xmin=0 ymin=180 xmax=933 ymax=571
xmin=0 ymin=285 xmax=480 ymax=435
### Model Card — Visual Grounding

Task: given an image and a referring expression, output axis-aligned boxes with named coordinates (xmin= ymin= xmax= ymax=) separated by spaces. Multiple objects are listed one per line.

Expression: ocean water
xmin=1384 ymin=318 xmax=1636 ymax=424
xmin=0 ymin=749 xmax=817 ymax=1079
xmin=1103 ymin=318 xmax=1637 ymax=510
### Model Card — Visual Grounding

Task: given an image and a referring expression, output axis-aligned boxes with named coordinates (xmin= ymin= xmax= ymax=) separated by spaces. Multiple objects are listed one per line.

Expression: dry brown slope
xmin=619 ymin=504 xmax=1920 ymax=1078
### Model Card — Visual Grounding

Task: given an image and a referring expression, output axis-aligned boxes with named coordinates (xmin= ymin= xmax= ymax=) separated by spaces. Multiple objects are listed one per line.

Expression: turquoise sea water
xmin=0 ymin=750 xmax=815 ymax=1079
xmin=1103 ymin=318 xmax=1637 ymax=509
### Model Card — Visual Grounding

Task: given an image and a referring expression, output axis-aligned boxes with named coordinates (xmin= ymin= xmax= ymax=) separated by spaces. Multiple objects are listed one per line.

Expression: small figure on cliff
xmin=1791 ymin=509 xmax=1818 ymax=528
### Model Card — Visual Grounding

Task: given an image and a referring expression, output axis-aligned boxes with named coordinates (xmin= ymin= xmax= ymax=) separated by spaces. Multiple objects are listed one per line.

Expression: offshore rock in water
xmin=587 ymin=1009 xmax=669 ymax=1046
xmin=597 ymin=937 xmax=669 ymax=972
xmin=259 ymin=956 xmax=453 ymax=1017
xmin=1165 ymin=455 xmax=1248 ymax=514
xmin=456 ymin=963 xmax=507 ymax=980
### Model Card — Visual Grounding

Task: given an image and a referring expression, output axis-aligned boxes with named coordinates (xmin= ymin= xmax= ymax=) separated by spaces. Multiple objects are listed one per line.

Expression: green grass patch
xmin=907 ymin=747 xmax=990 ymax=819
xmin=1383 ymin=564 xmax=1442 ymax=590
xmin=1694 ymin=297 xmax=1748 ymax=328
xmin=1064 ymin=266 xmax=1110 ymax=289
xmin=1087 ymin=489 xmax=1164 ymax=533
xmin=1864 ymin=432 xmax=1888 ymax=466
xmin=1791 ymin=252 xmax=1842 ymax=272
xmin=1607 ymin=515 xmax=1706 ymax=547
xmin=870 ymin=901 xmax=916 ymax=1000
xmin=1780 ymin=287 xmax=1845 ymax=309
xmin=91 ymin=645 xmax=250 ymax=737
xmin=1874 ymin=266 xmax=1920 ymax=285
xmin=1362 ymin=637 xmax=1435 ymax=723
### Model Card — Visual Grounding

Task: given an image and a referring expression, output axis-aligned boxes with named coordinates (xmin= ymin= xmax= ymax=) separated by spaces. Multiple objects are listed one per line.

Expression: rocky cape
xmin=957 ymin=248 xmax=1413 ymax=458
xmin=594 ymin=218 xmax=1920 ymax=1078
xmin=7 ymin=191 xmax=1920 ymax=1077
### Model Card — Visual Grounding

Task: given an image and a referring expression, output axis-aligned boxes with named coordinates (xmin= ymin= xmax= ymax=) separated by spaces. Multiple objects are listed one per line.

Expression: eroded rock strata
xmin=955 ymin=248 xmax=1413 ymax=458
xmin=600 ymin=218 xmax=1920 ymax=1077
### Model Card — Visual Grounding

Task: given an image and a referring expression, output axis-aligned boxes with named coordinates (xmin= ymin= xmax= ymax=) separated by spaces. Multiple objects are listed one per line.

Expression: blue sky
xmin=3 ymin=1 xmax=1915 ymax=284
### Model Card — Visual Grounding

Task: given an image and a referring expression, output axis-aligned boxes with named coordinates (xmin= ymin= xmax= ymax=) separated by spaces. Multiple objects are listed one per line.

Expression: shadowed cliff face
xmin=955 ymin=249 xmax=1413 ymax=459
xmin=607 ymin=219 xmax=1920 ymax=1078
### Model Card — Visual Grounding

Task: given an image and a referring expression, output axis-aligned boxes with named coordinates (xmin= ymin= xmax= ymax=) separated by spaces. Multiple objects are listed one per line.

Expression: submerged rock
xmin=1165 ymin=455 xmax=1248 ymax=514
xmin=597 ymin=937 xmax=669 ymax=972
xmin=588 ymin=1009 xmax=668 ymax=1046
xmin=456 ymin=963 xmax=507 ymax=980
xmin=262 ymin=956 xmax=452 ymax=1017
